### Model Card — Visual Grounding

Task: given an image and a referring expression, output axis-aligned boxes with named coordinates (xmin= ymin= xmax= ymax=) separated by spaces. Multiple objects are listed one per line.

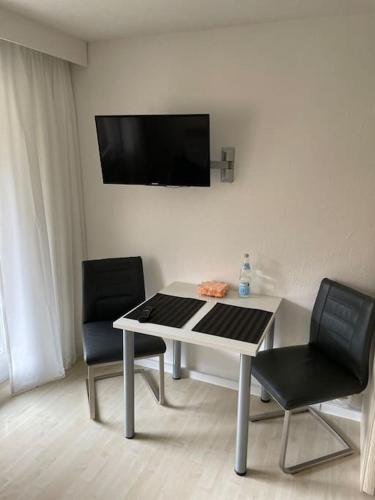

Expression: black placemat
xmin=124 ymin=293 xmax=206 ymax=328
xmin=192 ymin=303 xmax=272 ymax=344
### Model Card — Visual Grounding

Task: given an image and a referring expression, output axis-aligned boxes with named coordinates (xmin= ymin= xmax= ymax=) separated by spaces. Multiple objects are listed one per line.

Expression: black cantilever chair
xmin=251 ymin=278 xmax=375 ymax=473
xmin=82 ymin=257 xmax=166 ymax=420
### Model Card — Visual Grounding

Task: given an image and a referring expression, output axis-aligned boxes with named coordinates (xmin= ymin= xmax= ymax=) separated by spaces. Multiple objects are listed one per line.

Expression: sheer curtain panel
xmin=0 ymin=40 xmax=85 ymax=393
xmin=361 ymin=351 xmax=375 ymax=496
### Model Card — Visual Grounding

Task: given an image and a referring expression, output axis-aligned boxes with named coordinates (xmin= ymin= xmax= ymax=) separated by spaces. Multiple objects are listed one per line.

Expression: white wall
xmin=0 ymin=6 xmax=87 ymax=66
xmin=73 ymin=14 xmax=375 ymax=382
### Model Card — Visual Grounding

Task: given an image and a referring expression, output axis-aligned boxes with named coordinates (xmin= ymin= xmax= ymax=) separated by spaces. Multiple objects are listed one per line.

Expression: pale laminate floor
xmin=0 ymin=360 xmax=364 ymax=500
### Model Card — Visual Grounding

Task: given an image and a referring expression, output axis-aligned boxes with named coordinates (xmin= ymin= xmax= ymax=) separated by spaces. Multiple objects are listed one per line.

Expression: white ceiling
xmin=1 ymin=0 xmax=374 ymax=41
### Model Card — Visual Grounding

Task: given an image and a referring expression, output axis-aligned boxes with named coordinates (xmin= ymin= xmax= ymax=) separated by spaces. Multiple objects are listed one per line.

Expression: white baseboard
xmin=135 ymin=357 xmax=361 ymax=423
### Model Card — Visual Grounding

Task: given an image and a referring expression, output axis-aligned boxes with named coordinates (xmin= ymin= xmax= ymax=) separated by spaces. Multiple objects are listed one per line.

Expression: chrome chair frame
xmin=249 ymin=398 xmax=354 ymax=474
xmin=86 ymin=353 xmax=165 ymax=420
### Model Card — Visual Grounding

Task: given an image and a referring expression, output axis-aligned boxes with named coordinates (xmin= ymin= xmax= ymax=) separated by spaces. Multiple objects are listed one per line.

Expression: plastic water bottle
xmin=239 ymin=253 xmax=251 ymax=297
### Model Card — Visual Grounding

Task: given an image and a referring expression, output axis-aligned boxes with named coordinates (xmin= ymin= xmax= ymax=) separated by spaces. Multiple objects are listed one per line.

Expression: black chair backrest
xmin=310 ymin=278 xmax=375 ymax=387
xmin=82 ymin=257 xmax=145 ymax=323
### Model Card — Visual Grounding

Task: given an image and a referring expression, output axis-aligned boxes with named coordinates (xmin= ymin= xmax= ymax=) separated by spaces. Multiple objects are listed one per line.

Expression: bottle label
xmin=239 ymin=282 xmax=250 ymax=297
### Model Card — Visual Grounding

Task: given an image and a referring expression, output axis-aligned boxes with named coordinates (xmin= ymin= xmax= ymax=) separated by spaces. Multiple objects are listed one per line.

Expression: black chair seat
xmin=252 ymin=344 xmax=364 ymax=410
xmin=83 ymin=321 xmax=166 ymax=366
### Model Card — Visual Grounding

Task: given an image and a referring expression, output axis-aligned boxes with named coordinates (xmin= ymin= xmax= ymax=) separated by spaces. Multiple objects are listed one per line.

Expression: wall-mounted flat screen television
xmin=95 ymin=114 xmax=210 ymax=186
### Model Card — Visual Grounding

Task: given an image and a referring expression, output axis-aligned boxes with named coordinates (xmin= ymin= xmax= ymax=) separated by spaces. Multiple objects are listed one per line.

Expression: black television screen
xmin=95 ymin=114 xmax=210 ymax=186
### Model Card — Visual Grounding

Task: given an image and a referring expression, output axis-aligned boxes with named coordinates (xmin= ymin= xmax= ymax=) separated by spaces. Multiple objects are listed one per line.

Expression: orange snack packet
xmin=197 ymin=281 xmax=230 ymax=298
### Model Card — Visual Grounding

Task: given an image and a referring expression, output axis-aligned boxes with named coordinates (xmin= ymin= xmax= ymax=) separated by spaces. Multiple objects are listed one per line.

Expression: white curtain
xmin=0 ymin=295 xmax=8 ymax=383
xmin=361 ymin=347 xmax=375 ymax=496
xmin=0 ymin=40 xmax=85 ymax=394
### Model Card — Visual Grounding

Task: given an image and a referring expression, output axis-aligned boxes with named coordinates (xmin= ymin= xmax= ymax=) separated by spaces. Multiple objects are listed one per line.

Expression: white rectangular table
xmin=113 ymin=281 xmax=282 ymax=475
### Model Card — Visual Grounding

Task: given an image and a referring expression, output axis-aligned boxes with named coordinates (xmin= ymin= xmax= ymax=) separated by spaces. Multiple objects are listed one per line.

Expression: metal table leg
xmin=261 ymin=322 xmax=274 ymax=402
xmin=173 ymin=340 xmax=181 ymax=380
xmin=123 ymin=330 xmax=135 ymax=439
xmin=235 ymin=354 xmax=252 ymax=476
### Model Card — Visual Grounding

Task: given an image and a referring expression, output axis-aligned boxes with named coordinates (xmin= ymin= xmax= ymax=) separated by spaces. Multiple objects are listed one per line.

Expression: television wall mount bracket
xmin=210 ymin=147 xmax=235 ymax=183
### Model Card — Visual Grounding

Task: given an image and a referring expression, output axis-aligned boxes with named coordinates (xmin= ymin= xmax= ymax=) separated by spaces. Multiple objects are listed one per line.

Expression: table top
xmin=113 ymin=282 xmax=282 ymax=356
